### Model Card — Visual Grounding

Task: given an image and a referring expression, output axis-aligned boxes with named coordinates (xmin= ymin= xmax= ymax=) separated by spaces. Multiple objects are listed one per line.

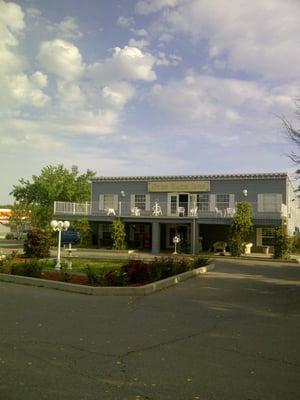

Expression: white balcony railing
xmin=54 ymin=201 xmax=286 ymax=220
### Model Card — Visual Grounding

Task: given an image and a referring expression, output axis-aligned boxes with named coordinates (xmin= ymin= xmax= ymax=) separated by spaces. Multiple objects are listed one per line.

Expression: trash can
xmin=262 ymin=246 xmax=270 ymax=255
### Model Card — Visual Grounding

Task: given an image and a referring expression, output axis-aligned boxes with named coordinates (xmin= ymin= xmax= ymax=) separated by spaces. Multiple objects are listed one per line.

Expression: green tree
xmin=73 ymin=219 xmax=92 ymax=247
xmin=9 ymin=202 xmax=31 ymax=236
xmin=10 ymin=165 xmax=95 ymax=229
xmin=228 ymin=202 xmax=253 ymax=256
xmin=273 ymin=226 xmax=293 ymax=259
xmin=111 ymin=220 xmax=126 ymax=250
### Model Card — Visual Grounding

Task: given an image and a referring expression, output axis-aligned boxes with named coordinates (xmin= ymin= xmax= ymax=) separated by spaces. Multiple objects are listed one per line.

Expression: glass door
xmin=167 ymin=193 xmax=179 ymax=216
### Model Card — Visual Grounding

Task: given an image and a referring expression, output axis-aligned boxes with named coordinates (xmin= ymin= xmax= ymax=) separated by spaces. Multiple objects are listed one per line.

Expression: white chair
xmin=106 ymin=208 xmax=116 ymax=216
xmin=226 ymin=208 xmax=236 ymax=217
xmin=190 ymin=207 xmax=198 ymax=216
xmin=178 ymin=206 xmax=185 ymax=216
xmin=131 ymin=207 xmax=141 ymax=216
xmin=215 ymin=207 xmax=223 ymax=217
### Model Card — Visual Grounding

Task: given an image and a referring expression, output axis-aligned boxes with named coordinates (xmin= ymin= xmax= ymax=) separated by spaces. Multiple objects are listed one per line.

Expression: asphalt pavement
xmin=0 ymin=259 xmax=300 ymax=399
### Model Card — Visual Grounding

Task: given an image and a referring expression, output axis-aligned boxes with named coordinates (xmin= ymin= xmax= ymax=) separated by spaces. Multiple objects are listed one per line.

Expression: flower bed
xmin=0 ymin=254 xmax=211 ymax=287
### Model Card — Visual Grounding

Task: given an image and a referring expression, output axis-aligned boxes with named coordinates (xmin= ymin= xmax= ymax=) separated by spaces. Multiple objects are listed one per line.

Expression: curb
xmin=0 ymin=263 xmax=215 ymax=296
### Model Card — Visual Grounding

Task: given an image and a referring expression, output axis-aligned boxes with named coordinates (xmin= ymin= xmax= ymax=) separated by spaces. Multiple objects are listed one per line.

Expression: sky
xmin=0 ymin=0 xmax=300 ymax=204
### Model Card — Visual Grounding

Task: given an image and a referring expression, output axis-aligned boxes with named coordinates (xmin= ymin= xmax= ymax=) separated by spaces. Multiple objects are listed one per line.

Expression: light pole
xmin=50 ymin=220 xmax=70 ymax=270
xmin=119 ymin=190 xmax=125 ymax=217
xmin=173 ymin=235 xmax=180 ymax=255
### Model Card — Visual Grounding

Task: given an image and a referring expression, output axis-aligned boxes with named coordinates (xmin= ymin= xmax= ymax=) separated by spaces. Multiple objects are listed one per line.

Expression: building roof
xmin=92 ymin=172 xmax=288 ymax=182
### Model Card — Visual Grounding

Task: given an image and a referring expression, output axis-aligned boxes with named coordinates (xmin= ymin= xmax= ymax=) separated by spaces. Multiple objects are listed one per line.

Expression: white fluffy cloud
xmin=151 ymin=74 xmax=297 ymax=143
xmin=88 ymin=46 xmax=156 ymax=82
xmin=158 ymin=0 xmax=300 ymax=80
xmin=0 ymin=1 xmax=50 ymax=109
xmin=135 ymin=0 xmax=183 ymax=15
xmin=53 ymin=16 xmax=83 ymax=39
xmin=38 ymin=39 xmax=84 ymax=81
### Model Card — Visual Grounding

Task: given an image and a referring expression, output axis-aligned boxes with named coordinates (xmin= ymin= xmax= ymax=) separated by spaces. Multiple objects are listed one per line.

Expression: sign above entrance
xmin=148 ymin=181 xmax=210 ymax=192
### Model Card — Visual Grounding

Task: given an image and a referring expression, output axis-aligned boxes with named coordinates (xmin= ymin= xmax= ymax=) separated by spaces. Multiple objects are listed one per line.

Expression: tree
xmin=111 ymin=220 xmax=126 ymax=250
xmin=282 ymin=100 xmax=300 ymax=166
xmin=73 ymin=218 xmax=92 ymax=247
xmin=9 ymin=202 xmax=31 ymax=235
xmin=273 ymin=226 xmax=293 ymax=260
xmin=228 ymin=202 xmax=253 ymax=256
xmin=10 ymin=165 xmax=96 ymax=229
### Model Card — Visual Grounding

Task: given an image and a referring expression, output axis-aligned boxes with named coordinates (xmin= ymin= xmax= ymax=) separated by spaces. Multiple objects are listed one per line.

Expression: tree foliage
xmin=73 ymin=219 xmax=92 ymax=247
xmin=273 ymin=226 xmax=293 ymax=260
xmin=228 ymin=202 xmax=253 ymax=256
xmin=111 ymin=220 xmax=126 ymax=250
xmin=23 ymin=228 xmax=51 ymax=259
xmin=282 ymin=100 xmax=300 ymax=166
xmin=10 ymin=165 xmax=95 ymax=229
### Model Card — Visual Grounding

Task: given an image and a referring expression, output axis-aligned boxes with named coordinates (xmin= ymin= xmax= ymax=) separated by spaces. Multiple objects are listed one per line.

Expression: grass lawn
xmin=51 ymin=258 xmax=124 ymax=272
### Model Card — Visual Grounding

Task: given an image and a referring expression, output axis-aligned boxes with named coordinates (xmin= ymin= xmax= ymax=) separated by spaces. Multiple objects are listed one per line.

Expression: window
xmin=103 ymin=194 xmax=114 ymax=209
xmin=197 ymin=193 xmax=209 ymax=211
xmin=216 ymin=194 xmax=230 ymax=210
xmin=259 ymin=194 xmax=281 ymax=212
xmin=135 ymin=194 xmax=146 ymax=210
xmin=261 ymin=227 xmax=275 ymax=246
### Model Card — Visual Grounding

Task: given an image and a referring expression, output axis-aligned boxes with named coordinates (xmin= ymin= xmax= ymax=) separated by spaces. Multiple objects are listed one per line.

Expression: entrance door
xmin=168 ymin=193 xmax=179 ymax=216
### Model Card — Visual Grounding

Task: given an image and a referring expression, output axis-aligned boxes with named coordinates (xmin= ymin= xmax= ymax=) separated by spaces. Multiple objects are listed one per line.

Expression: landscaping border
xmin=0 ymin=263 xmax=215 ymax=296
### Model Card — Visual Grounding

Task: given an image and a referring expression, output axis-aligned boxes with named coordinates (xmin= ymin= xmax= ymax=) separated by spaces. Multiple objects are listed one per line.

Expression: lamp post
xmin=119 ymin=190 xmax=125 ymax=217
xmin=173 ymin=235 xmax=180 ymax=255
xmin=50 ymin=220 xmax=70 ymax=270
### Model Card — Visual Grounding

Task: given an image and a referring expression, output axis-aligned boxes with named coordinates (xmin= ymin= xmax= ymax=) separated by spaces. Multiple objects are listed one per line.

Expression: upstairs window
xmin=258 ymin=194 xmax=282 ymax=212
xmin=197 ymin=193 xmax=209 ymax=211
xmin=134 ymin=194 xmax=146 ymax=210
xmin=103 ymin=194 xmax=114 ymax=209
xmin=216 ymin=194 xmax=230 ymax=210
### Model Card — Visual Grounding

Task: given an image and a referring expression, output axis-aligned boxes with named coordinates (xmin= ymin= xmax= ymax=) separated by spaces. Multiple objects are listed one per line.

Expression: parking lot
xmin=0 ymin=258 xmax=299 ymax=400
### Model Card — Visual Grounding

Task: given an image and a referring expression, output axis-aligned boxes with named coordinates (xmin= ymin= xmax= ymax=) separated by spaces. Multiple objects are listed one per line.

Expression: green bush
xmin=10 ymin=260 xmax=43 ymax=277
xmin=104 ymin=269 xmax=128 ymax=286
xmin=192 ymin=256 xmax=210 ymax=268
xmin=111 ymin=220 xmax=126 ymax=250
xmin=228 ymin=202 xmax=253 ymax=256
xmin=23 ymin=229 xmax=50 ymax=258
xmin=5 ymin=233 xmax=15 ymax=240
xmin=121 ymin=259 xmax=150 ymax=283
xmin=273 ymin=227 xmax=293 ymax=259
xmin=84 ymin=266 xmax=99 ymax=285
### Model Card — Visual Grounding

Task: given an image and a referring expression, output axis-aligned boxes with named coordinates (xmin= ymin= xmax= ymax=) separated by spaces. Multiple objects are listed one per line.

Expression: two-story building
xmin=53 ymin=172 xmax=300 ymax=253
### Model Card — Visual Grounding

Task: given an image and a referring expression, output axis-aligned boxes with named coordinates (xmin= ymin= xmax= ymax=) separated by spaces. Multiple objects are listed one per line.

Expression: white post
xmin=55 ymin=229 xmax=62 ymax=270
xmin=192 ymin=201 xmax=196 ymax=254
xmin=119 ymin=201 xmax=122 ymax=216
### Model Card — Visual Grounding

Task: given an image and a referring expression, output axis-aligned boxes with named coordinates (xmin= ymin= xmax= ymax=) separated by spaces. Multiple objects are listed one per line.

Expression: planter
xmin=262 ymin=246 xmax=270 ymax=255
xmin=0 ymin=263 xmax=215 ymax=296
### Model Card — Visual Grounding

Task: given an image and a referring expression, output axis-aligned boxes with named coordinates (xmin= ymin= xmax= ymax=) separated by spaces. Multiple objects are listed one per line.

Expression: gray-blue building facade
xmin=54 ymin=173 xmax=299 ymax=253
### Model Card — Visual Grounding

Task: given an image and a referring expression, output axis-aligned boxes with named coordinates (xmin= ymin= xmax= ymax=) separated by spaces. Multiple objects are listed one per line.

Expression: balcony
xmin=54 ymin=201 xmax=287 ymax=221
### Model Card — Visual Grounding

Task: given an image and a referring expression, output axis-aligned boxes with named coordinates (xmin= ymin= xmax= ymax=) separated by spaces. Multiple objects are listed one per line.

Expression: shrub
xmin=10 ymin=260 xmax=43 ymax=278
xmin=273 ymin=227 xmax=293 ymax=259
xmin=111 ymin=220 xmax=126 ymax=250
xmin=73 ymin=219 xmax=92 ymax=247
xmin=228 ymin=202 xmax=253 ymax=256
xmin=192 ymin=256 xmax=210 ymax=268
xmin=5 ymin=233 xmax=15 ymax=240
xmin=104 ymin=269 xmax=128 ymax=286
xmin=121 ymin=259 xmax=150 ymax=283
xmin=23 ymin=229 xmax=50 ymax=258
xmin=84 ymin=266 xmax=99 ymax=285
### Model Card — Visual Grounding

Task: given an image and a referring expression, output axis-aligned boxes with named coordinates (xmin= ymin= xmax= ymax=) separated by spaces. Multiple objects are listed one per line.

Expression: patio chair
xmin=178 ymin=206 xmax=185 ymax=216
xmin=106 ymin=208 xmax=116 ymax=216
xmin=131 ymin=207 xmax=141 ymax=216
xmin=190 ymin=206 xmax=198 ymax=216
xmin=215 ymin=207 xmax=223 ymax=217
